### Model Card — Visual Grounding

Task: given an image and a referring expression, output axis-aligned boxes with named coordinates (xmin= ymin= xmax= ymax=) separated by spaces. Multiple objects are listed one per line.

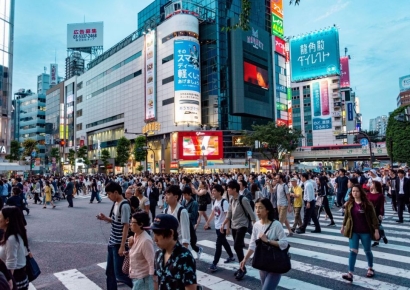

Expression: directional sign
xmin=31 ymin=150 xmax=37 ymax=158
xmin=360 ymin=139 xmax=369 ymax=146
xmin=247 ymin=151 xmax=252 ymax=160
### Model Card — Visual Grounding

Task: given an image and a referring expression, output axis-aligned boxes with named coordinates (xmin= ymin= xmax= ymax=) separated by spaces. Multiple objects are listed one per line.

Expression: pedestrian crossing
xmin=29 ymin=207 xmax=410 ymax=290
xmin=72 ymin=192 xmax=108 ymax=199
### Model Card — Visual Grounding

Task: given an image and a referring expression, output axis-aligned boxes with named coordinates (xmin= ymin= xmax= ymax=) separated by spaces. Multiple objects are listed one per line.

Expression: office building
xmin=369 ymin=115 xmax=387 ymax=136
xmin=37 ymin=72 xmax=50 ymax=95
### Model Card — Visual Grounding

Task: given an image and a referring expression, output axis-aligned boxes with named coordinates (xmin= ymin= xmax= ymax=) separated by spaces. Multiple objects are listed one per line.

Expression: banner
xmin=311 ymin=79 xmax=332 ymax=130
xmin=271 ymin=0 xmax=283 ymax=18
xmin=50 ymin=64 xmax=58 ymax=86
xmin=67 ymin=22 xmax=103 ymax=49
xmin=340 ymin=57 xmax=350 ymax=88
xmin=174 ymin=40 xmax=201 ymax=124
xmin=347 ymin=102 xmax=354 ymax=121
xmin=272 ymin=14 xmax=284 ymax=38
xmin=145 ymin=30 xmax=157 ymax=121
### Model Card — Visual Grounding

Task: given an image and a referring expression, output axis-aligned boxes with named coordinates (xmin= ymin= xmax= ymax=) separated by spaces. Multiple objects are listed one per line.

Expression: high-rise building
xmin=0 ymin=0 xmax=14 ymax=159
xmin=369 ymin=115 xmax=387 ymax=136
xmin=37 ymin=72 xmax=50 ymax=95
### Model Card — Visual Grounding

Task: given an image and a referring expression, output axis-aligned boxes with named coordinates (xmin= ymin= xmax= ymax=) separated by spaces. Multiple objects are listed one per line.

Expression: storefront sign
xmin=142 ymin=122 xmax=161 ymax=134
xmin=0 ymin=146 xmax=6 ymax=154
xmin=247 ymin=28 xmax=264 ymax=50
xmin=170 ymin=162 xmax=179 ymax=169
xmin=232 ymin=136 xmax=246 ymax=146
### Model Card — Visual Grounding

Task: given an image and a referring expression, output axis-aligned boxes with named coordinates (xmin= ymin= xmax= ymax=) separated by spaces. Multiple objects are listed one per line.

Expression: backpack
xmin=176 ymin=206 xmax=197 ymax=247
xmin=238 ymin=195 xmax=254 ymax=234
xmin=327 ymin=182 xmax=335 ymax=196
xmin=212 ymin=198 xmax=227 ymax=212
xmin=109 ymin=199 xmax=131 ymax=220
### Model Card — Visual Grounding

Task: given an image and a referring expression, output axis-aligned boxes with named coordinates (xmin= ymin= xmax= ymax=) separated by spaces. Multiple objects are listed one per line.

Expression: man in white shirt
xmin=296 ymin=173 xmax=321 ymax=234
xmin=367 ymin=169 xmax=382 ymax=188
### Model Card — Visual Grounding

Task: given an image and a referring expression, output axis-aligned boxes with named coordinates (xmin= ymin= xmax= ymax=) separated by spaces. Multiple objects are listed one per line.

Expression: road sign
xmin=247 ymin=151 xmax=252 ymax=160
xmin=336 ymin=134 xmax=347 ymax=140
xmin=31 ymin=150 xmax=37 ymax=157
xmin=360 ymin=138 xmax=369 ymax=146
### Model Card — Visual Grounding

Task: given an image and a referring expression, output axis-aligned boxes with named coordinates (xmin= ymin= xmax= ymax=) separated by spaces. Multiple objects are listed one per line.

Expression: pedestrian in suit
xmin=394 ymin=169 xmax=410 ymax=223
xmin=64 ymin=178 xmax=74 ymax=207
xmin=144 ymin=178 xmax=159 ymax=221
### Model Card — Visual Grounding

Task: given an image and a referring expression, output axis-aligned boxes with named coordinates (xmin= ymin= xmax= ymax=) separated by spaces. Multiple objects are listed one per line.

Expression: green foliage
xmin=137 ymin=164 xmax=144 ymax=172
xmin=77 ymin=146 xmax=88 ymax=160
xmin=243 ymin=122 xmax=302 ymax=163
xmin=50 ymin=147 xmax=60 ymax=159
xmin=354 ymin=130 xmax=385 ymax=143
xmin=386 ymin=106 xmax=410 ymax=164
xmin=68 ymin=149 xmax=76 ymax=170
xmin=5 ymin=140 xmax=20 ymax=162
xmin=21 ymin=139 xmax=38 ymax=157
xmin=115 ymin=137 xmax=131 ymax=167
xmin=101 ymin=149 xmax=111 ymax=171
xmin=134 ymin=136 xmax=147 ymax=162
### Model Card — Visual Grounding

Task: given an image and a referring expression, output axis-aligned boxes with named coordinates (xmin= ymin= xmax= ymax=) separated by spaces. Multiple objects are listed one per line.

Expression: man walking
xmin=335 ymin=169 xmax=349 ymax=207
xmin=395 ymin=169 xmax=410 ymax=223
xmin=64 ymin=178 xmax=74 ymax=207
xmin=144 ymin=178 xmax=159 ymax=221
xmin=296 ymin=173 xmax=321 ymax=234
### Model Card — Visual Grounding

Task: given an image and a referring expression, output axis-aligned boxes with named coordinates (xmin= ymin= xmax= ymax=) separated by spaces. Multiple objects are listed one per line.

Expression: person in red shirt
xmin=367 ymin=181 xmax=387 ymax=247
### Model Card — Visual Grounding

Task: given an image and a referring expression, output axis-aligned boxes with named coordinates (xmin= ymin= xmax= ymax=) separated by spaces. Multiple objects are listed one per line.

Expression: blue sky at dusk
xmin=13 ymin=0 xmax=410 ymax=129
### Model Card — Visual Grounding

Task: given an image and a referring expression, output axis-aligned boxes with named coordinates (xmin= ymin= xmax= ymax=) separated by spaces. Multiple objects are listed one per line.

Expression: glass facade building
xmin=0 ymin=0 xmax=14 ymax=156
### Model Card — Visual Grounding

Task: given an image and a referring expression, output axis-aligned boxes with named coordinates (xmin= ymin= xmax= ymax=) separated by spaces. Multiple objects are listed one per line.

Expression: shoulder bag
xmin=26 ymin=249 xmax=41 ymax=282
xmin=252 ymin=221 xmax=291 ymax=274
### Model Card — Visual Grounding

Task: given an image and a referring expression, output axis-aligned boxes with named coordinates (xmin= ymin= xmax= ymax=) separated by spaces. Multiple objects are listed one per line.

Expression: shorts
xmin=278 ymin=206 xmax=288 ymax=223
xmin=198 ymin=204 xmax=208 ymax=211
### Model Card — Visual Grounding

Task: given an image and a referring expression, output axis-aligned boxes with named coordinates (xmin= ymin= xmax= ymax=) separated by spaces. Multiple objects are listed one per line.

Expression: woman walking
xmin=0 ymin=206 xmax=30 ymax=289
xmin=90 ymin=179 xmax=101 ymax=203
xmin=341 ymin=184 xmax=379 ymax=282
xmin=43 ymin=181 xmax=56 ymax=209
xmin=195 ymin=181 xmax=210 ymax=230
xmin=240 ymin=198 xmax=288 ymax=290
xmin=317 ymin=174 xmax=336 ymax=226
xmin=368 ymin=181 xmax=388 ymax=247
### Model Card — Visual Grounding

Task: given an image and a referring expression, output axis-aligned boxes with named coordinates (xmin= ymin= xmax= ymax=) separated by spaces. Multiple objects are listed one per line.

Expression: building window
xmin=76 ymin=123 xmax=82 ymax=130
xmin=162 ymin=75 xmax=174 ymax=85
xmin=76 ymin=109 xmax=83 ymax=117
xmin=76 ymin=95 xmax=83 ymax=103
xmin=162 ymin=54 xmax=174 ymax=64
xmin=86 ymin=113 xmax=124 ymax=129
xmin=77 ymin=82 xmax=83 ymax=90
xmin=162 ymin=97 xmax=174 ymax=106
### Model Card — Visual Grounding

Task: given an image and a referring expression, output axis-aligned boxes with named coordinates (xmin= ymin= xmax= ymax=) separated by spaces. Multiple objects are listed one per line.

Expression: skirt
xmin=14 ymin=267 xmax=29 ymax=290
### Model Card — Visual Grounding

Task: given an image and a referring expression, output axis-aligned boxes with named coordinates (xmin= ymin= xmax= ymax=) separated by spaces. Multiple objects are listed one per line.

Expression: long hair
xmin=347 ymin=184 xmax=372 ymax=211
xmin=0 ymin=206 xmax=29 ymax=249
xmin=250 ymin=183 xmax=258 ymax=200
xmin=255 ymin=198 xmax=275 ymax=221
xmin=371 ymin=181 xmax=383 ymax=194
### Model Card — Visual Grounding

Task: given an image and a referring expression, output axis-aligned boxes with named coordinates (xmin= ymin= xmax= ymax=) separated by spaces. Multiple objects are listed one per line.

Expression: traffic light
xmin=60 ymin=140 xmax=65 ymax=146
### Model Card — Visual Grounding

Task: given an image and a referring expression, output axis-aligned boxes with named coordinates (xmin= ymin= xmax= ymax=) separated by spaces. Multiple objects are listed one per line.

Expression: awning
xmin=179 ymin=160 xmax=224 ymax=167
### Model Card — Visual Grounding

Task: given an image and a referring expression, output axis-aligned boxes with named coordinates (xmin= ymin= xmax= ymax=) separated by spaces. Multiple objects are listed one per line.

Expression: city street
xmin=26 ymin=194 xmax=410 ymax=290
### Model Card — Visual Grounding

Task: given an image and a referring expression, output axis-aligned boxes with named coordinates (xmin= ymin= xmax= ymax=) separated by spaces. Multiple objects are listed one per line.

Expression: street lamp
xmin=201 ymin=145 xmax=206 ymax=174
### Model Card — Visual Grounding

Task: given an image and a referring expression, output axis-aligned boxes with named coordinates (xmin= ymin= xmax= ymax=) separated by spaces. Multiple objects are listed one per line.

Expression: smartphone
xmin=320 ymin=80 xmax=329 ymax=115
xmin=312 ymin=82 xmax=321 ymax=117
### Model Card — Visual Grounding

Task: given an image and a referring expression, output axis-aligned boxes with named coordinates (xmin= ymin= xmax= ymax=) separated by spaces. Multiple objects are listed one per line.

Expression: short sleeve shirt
xmin=154 ymin=242 xmax=196 ymax=290
xmin=212 ymin=198 xmax=229 ymax=230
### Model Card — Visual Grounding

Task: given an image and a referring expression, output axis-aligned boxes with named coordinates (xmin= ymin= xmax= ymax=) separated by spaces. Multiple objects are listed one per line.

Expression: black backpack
xmin=177 ymin=206 xmax=197 ymax=247
xmin=212 ymin=198 xmax=227 ymax=211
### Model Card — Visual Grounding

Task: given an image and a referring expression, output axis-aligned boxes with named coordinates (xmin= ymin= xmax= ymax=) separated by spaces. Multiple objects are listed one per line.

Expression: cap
xmin=370 ymin=169 xmax=377 ymax=175
xmin=145 ymin=214 xmax=179 ymax=231
xmin=290 ymin=178 xmax=298 ymax=182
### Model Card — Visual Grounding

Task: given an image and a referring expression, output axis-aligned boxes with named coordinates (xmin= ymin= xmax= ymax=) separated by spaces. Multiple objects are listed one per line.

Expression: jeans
xmin=348 ymin=232 xmax=373 ymax=272
xmin=231 ymin=227 xmax=247 ymax=265
xmin=301 ymin=200 xmax=321 ymax=232
xmin=90 ymin=191 xmax=101 ymax=202
xmin=291 ymin=207 xmax=302 ymax=230
xmin=213 ymin=229 xmax=234 ymax=265
xmin=106 ymin=245 xmax=133 ymax=290
xmin=132 ymin=276 xmax=154 ymax=290
xmin=260 ymin=271 xmax=281 ymax=290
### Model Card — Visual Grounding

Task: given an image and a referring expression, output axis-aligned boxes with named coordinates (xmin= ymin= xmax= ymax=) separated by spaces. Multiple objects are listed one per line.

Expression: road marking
xmin=28 ymin=284 xmax=36 ymax=290
xmin=54 ymin=269 xmax=101 ymax=290
xmin=330 ymin=215 xmax=410 ymax=229
xmin=197 ymin=270 xmax=250 ymax=290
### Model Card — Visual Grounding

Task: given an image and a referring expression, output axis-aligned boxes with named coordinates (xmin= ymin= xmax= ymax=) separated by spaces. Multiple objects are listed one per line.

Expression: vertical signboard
xmin=311 ymin=79 xmax=332 ymax=130
xmin=290 ymin=27 xmax=341 ymax=82
xmin=145 ymin=30 xmax=156 ymax=121
xmin=174 ymin=40 xmax=201 ymax=124
xmin=171 ymin=132 xmax=179 ymax=161
xmin=285 ymin=42 xmax=292 ymax=128
xmin=275 ymin=36 xmax=286 ymax=56
xmin=340 ymin=57 xmax=350 ymax=88
xmin=347 ymin=102 xmax=354 ymax=121
xmin=50 ymin=64 xmax=58 ymax=86
xmin=271 ymin=0 xmax=283 ymax=38
xmin=271 ymin=0 xmax=283 ymax=18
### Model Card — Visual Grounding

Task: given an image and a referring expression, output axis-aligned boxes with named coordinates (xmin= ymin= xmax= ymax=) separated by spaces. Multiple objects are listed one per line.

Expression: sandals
xmin=367 ymin=268 xmax=375 ymax=278
xmin=342 ymin=273 xmax=353 ymax=282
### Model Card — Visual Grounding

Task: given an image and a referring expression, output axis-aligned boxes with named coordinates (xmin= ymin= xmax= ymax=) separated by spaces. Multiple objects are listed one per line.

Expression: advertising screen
xmin=290 ymin=27 xmax=340 ymax=82
xmin=243 ymin=61 xmax=269 ymax=89
xmin=272 ymin=14 xmax=284 ymax=38
xmin=311 ymin=79 xmax=332 ymax=130
xmin=67 ymin=22 xmax=103 ymax=49
xmin=340 ymin=57 xmax=350 ymax=88
xmin=178 ymin=131 xmax=223 ymax=160
xmin=174 ymin=40 xmax=201 ymax=124
xmin=145 ymin=30 xmax=156 ymax=121
xmin=399 ymin=74 xmax=410 ymax=92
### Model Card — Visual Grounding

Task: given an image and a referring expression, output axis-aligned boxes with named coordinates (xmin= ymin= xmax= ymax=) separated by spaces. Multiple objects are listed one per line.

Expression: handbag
xmin=252 ymin=221 xmax=291 ymax=274
xmin=26 ymin=253 xmax=41 ymax=282
xmin=122 ymin=251 xmax=130 ymax=275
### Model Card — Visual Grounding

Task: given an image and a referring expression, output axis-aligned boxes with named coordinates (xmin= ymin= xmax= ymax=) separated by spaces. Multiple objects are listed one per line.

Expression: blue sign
xmin=347 ymin=102 xmax=353 ymax=121
xmin=313 ymin=117 xmax=332 ymax=130
xmin=247 ymin=151 xmax=252 ymax=158
xmin=290 ymin=27 xmax=341 ymax=82
xmin=174 ymin=40 xmax=200 ymax=92
xmin=31 ymin=150 xmax=37 ymax=157
xmin=276 ymin=84 xmax=287 ymax=94
xmin=360 ymin=138 xmax=369 ymax=146
xmin=311 ymin=80 xmax=332 ymax=130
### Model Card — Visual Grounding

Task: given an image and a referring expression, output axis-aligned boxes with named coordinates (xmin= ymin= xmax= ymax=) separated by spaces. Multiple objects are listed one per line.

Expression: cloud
xmin=315 ymin=0 xmax=350 ymax=22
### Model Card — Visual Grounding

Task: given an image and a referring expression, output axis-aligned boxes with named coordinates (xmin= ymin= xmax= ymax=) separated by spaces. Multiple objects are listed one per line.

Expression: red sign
xmin=260 ymin=160 xmax=273 ymax=167
xmin=276 ymin=119 xmax=288 ymax=127
xmin=79 ymin=139 xmax=84 ymax=147
xmin=171 ymin=132 xmax=179 ymax=161
xmin=243 ymin=61 xmax=269 ymax=89
xmin=170 ymin=162 xmax=179 ymax=169
xmin=178 ymin=131 xmax=224 ymax=161
xmin=275 ymin=37 xmax=286 ymax=56
xmin=288 ymin=108 xmax=293 ymax=127
xmin=340 ymin=57 xmax=350 ymax=88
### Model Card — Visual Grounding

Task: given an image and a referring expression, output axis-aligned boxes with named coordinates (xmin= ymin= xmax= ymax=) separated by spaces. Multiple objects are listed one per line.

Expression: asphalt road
xmin=26 ymin=194 xmax=410 ymax=290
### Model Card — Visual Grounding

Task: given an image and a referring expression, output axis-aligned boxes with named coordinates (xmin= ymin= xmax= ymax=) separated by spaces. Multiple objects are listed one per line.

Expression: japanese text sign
xmin=272 ymin=14 xmax=284 ymax=38
xmin=67 ymin=22 xmax=103 ymax=49
xmin=340 ymin=57 xmax=350 ymax=88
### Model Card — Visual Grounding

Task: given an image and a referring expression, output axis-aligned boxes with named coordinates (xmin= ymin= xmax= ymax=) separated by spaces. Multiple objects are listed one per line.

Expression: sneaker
xmin=382 ymin=236 xmax=388 ymax=244
xmin=327 ymin=222 xmax=336 ymax=227
xmin=235 ymin=268 xmax=247 ymax=281
xmin=209 ymin=264 xmax=218 ymax=272
xmin=197 ymin=247 xmax=203 ymax=260
xmin=372 ymin=242 xmax=379 ymax=247
xmin=224 ymin=256 xmax=235 ymax=264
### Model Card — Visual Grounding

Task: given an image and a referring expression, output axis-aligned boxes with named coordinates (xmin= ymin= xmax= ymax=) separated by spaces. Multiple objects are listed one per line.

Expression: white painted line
xmin=28 ymin=283 xmax=37 ymax=290
xmin=54 ymin=269 xmax=102 ymax=290
xmin=197 ymin=270 xmax=251 ymax=290
xmin=318 ymin=221 xmax=410 ymax=237
xmin=330 ymin=215 xmax=410 ymax=229
xmin=193 ymin=250 xmax=331 ymax=290
xmin=97 ymin=262 xmax=106 ymax=269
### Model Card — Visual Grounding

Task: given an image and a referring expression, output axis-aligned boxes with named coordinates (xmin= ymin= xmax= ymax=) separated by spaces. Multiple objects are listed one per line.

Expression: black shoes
xmin=311 ymin=229 xmax=321 ymax=233
xmin=382 ymin=236 xmax=388 ymax=244
xmin=296 ymin=229 xmax=305 ymax=234
xmin=224 ymin=257 xmax=235 ymax=264
xmin=327 ymin=222 xmax=336 ymax=227
xmin=372 ymin=242 xmax=379 ymax=247
xmin=395 ymin=220 xmax=403 ymax=223
xmin=235 ymin=268 xmax=247 ymax=280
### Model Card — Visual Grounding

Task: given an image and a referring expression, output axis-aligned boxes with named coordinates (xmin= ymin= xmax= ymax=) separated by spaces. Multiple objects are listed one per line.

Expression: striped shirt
xmin=108 ymin=200 xmax=131 ymax=246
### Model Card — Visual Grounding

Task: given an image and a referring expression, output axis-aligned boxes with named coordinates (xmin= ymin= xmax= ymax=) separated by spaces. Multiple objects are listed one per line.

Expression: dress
xmin=44 ymin=185 xmax=52 ymax=202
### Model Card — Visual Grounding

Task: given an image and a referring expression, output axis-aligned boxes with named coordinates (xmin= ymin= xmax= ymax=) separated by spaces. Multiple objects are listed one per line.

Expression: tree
xmin=5 ymin=140 xmax=20 ymax=162
xmin=386 ymin=106 xmax=410 ymax=164
xmin=243 ymin=122 xmax=302 ymax=169
xmin=68 ymin=149 xmax=76 ymax=172
xmin=76 ymin=145 xmax=90 ymax=172
xmin=115 ymin=137 xmax=131 ymax=172
xmin=21 ymin=139 xmax=38 ymax=158
xmin=50 ymin=147 xmax=60 ymax=173
xmin=134 ymin=136 xmax=147 ymax=169
xmin=100 ymin=149 xmax=111 ymax=173
xmin=136 ymin=164 xmax=144 ymax=173
xmin=225 ymin=0 xmax=300 ymax=31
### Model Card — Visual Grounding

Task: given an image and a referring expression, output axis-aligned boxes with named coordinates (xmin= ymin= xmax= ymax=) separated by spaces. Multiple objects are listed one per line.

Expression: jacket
xmin=64 ymin=182 xmax=74 ymax=195
xmin=394 ymin=176 xmax=410 ymax=200
xmin=342 ymin=201 xmax=379 ymax=240
xmin=144 ymin=186 xmax=159 ymax=203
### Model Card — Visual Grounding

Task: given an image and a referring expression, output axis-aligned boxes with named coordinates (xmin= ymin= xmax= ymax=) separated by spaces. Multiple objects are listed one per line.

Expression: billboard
xmin=311 ymin=79 xmax=332 ymax=130
xmin=340 ymin=57 xmax=350 ymax=88
xmin=244 ymin=61 xmax=269 ymax=89
xmin=67 ymin=22 xmax=103 ymax=49
xmin=275 ymin=37 xmax=286 ymax=56
xmin=290 ymin=27 xmax=341 ymax=82
xmin=177 ymin=131 xmax=223 ymax=161
xmin=145 ymin=30 xmax=157 ymax=121
xmin=272 ymin=14 xmax=284 ymax=38
xmin=399 ymin=75 xmax=410 ymax=92
xmin=271 ymin=0 xmax=283 ymax=18
xmin=347 ymin=102 xmax=354 ymax=121
xmin=50 ymin=64 xmax=58 ymax=86
xmin=174 ymin=40 xmax=201 ymax=124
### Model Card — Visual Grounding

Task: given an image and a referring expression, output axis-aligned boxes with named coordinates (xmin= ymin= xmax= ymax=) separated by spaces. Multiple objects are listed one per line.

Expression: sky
xmin=13 ymin=0 xmax=410 ymax=130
